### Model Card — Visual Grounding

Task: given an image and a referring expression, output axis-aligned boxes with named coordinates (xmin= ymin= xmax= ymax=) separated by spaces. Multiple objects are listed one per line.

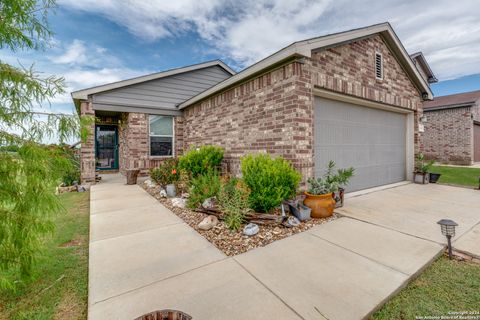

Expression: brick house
xmin=421 ymin=90 xmax=480 ymax=165
xmin=72 ymin=22 xmax=434 ymax=192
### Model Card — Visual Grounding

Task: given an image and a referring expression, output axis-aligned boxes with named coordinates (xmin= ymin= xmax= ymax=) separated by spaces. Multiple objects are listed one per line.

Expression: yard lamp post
xmin=437 ymin=219 xmax=458 ymax=259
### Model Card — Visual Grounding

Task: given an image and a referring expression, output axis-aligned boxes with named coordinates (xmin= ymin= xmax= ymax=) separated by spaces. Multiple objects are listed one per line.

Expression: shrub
xmin=149 ymin=158 xmax=179 ymax=186
xmin=178 ymin=145 xmax=224 ymax=177
xmin=187 ymin=171 xmax=221 ymax=209
xmin=307 ymin=160 xmax=354 ymax=195
xmin=218 ymin=178 xmax=250 ymax=231
xmin=241 ymin=154 xmax=301 ymax=213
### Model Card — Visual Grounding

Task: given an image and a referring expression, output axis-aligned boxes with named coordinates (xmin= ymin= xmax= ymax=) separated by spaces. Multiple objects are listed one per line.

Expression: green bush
xmin=178 ymin=145 xmax=224 ymax=177
xmin=149 ymin=158 xmax=179 ymax=186
xmin=241 ymin=154 xmax=301 ymax=213
xmin=218 ymin=178 xmax=250 ymax=231
xmin=187 ymin=171 xmax=221 ymax=209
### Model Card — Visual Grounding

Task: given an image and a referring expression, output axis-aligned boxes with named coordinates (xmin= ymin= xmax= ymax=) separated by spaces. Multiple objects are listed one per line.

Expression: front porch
xmin=79 ymin=106 xmax=182 ymax=184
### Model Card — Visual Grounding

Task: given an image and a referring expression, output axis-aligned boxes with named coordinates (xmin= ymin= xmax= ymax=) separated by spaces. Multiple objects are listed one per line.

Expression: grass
xmin=372 ymin=256 xmax=480 ymax=319
xmin=0 ymin=192 xmax=90 ymax=320
xmin=431 ymin=165 xmax=480 ymax=188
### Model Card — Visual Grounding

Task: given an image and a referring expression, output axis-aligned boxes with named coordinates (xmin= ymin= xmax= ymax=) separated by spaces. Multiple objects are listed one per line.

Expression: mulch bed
xmin=142 ymin=183 xmax=338 ymax=256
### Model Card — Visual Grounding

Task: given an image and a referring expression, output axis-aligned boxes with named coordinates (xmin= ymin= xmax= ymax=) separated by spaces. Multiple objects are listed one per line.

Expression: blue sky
xmin=2 ymin=0 xmax=479 ymax=119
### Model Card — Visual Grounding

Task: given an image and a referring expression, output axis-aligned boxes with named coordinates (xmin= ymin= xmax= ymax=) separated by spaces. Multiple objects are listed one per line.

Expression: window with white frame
xmin=149 ymin=115 xmax=174 ymax=156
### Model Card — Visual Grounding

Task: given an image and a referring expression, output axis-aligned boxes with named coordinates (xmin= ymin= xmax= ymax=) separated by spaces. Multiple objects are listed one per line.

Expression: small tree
xmin=0 ymin=0 xmax=91 ymax=289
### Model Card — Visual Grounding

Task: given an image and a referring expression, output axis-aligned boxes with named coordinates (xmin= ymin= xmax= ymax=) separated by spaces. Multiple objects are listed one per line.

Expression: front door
xmin=95 ymin=125 xmax=118 ymax=170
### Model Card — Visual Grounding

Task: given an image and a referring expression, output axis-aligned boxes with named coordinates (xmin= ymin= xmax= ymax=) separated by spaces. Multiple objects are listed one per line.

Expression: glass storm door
xmin=95 ymin=125 xmax=118 ymax=170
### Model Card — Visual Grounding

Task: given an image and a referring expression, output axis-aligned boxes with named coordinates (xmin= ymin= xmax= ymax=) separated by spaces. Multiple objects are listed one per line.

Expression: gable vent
xmin=375 ymin=52 xmax=383 ymax=80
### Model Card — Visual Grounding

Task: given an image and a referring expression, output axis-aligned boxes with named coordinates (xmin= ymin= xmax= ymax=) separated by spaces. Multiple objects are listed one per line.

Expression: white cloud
xmin=51 ymin=39 xmax=88 ymax=64
xmin=60 ymin=0 xmax=480 ymax=80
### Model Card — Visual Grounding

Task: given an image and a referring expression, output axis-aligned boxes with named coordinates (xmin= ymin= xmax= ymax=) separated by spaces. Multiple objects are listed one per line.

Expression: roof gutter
xmin=423 ymin=102 xmax=475 ymax=112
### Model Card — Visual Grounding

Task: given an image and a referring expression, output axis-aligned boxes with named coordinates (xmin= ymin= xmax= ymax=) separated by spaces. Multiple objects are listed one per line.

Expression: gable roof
xmin=178 ymin=22 xmax=433 ymax=109
xmin=423 ymin=90 xmax=480 ymax=111
xmin=410 ymin=52 xmax=438 ymax=84
xmin=71 ymin=60 xmax=235 ymax=101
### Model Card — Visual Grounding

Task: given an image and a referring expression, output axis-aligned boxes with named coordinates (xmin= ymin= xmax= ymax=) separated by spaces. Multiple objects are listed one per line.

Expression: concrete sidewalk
xmin=88 ymin=175 xmax=444 ymax=320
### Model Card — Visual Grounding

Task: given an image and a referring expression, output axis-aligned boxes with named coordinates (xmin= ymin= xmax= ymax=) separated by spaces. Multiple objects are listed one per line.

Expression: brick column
xmin=80 ymin=101 xmax=96 ymax=184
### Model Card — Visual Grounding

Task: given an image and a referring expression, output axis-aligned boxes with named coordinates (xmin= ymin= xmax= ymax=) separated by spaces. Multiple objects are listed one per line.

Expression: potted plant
xmin=304 ymin=161 xmax=354 ymax=218
xmin=149 ymin=158 xmax=179 ymax=197
xmin=414 ymin=154 xmax=434 ymax=184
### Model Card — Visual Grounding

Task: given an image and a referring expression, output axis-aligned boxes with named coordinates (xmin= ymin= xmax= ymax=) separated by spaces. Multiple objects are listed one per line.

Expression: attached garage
xmin=314 ymin=96 xmax=412 ymax=192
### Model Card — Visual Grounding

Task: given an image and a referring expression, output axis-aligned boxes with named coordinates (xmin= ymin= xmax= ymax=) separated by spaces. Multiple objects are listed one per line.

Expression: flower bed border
xmin=142 ymin=183 xmax=338 ymax=256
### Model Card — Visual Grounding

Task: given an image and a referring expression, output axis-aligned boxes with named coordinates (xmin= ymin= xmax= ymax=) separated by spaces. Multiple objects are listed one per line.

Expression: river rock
xmin=198 ymin=215 xmax=218 ymax=230
xmin=171 ymin=197 xmax=186 ymax=208
xmin=243 ymin=223 xmax=259 ymax=236
xmin=144 ymin=179 xmax=155 ymax=188
xmin=285 ymin=216 xmax=300 ymax=228
xmin=202 ymin=197 xmax=217 ymax=210
xmin=159 ymin=188 xmax=167 ymax=198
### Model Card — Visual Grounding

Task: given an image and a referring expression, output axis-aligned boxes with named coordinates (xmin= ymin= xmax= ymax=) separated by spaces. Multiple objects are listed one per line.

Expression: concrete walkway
xmin=338 ymin=183 xmax=480 ymax=253
xmin=89 ymin=176 xmax=447 ymax=320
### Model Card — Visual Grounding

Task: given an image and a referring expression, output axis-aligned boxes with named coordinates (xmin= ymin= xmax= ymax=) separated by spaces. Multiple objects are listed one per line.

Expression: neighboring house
xmin=421 ymin=90 xmax=480 ymax=165
xmin=72 ymin=22 xmax=434 ymax=192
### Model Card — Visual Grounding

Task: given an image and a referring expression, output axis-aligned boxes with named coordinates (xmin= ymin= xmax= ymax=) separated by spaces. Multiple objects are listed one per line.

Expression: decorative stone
xmin=272 ymin=227 xmax=282 ymax=235
xmin=171 ymin=197 xmax=186 ymax=208
xmin=159 ymin=188 xmax=167 ymax=198
xmin=202 ymin=197 xmax=217 ymax=210
xmin=181 ymin=192 xmax=189 ymax=199
xmin=243 ymin=223 xmax=259 ymax=236
xmin=198 ymin=215 xmax=218 ymax=231
xmin=144 ymin=179 xmax=155 ymax=188
xmin=285 ymin=216 xmax=301 ymax=228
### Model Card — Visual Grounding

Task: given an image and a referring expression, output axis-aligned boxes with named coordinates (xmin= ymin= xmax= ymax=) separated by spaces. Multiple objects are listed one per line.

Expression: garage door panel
xmin=314 ymin=97 xmax=406 ymax=192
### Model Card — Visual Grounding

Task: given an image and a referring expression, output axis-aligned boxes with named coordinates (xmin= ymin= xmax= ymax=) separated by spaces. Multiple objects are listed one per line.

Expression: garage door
xmin=314 ymin=97 xmax=407 ymax=192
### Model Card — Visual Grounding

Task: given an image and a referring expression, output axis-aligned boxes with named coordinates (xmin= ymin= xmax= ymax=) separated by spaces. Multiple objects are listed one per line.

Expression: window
xmin=375 ymin=52 xmax=383 ymax=80
xmin=149 ymin=115 xmax=174 ymax=156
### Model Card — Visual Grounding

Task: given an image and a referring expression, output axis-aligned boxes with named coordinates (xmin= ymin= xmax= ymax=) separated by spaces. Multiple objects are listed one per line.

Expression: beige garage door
xmin=314 ymin=97 xmax=407 ymax=192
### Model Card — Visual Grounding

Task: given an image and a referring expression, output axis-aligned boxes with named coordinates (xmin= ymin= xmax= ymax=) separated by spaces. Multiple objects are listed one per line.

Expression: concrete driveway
xmin=337 ymin=183 xmax=480 ymax=254
xmin=89 ymin=178 xmax=480 ymax=320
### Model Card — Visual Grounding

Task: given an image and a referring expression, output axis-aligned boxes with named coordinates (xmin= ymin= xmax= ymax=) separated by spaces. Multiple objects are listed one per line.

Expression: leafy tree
xmin=0 ymin=0 xmax=91 ymax=289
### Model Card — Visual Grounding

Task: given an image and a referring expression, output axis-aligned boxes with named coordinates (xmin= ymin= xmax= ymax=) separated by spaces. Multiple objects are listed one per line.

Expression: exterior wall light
xmin=437 ymin=219 xmax=458 ymax=259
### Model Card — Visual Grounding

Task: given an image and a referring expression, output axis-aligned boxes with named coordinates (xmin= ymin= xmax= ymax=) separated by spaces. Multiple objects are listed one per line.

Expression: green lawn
xmin=0 ymin=192 xmax=90 ymax=320
xmin=431 ymin=165 xmax=480 ymax=188
xmin=372 ymin=256 xmax=480 ymax=319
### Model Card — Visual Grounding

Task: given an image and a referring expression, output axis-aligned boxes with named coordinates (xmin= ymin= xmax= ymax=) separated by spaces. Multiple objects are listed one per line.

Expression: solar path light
xmin=437 ymin=219 xmax=458 ymax=259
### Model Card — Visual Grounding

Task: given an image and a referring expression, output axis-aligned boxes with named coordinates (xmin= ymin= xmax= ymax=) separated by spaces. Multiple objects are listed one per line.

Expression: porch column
xmin=80 ymin=101 xmax=96 ymax=184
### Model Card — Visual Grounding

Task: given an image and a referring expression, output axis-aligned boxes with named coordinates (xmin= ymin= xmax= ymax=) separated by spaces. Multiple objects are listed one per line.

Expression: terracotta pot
xmin=303 ymin=192 xmax=336 ymax=218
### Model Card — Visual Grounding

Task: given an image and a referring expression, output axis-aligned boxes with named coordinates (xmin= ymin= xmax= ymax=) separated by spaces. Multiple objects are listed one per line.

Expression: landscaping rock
xmin=141 ymin=183 xmax=338 ymax=257
xmin=285 ymin=216 xmax=301 ymax=228
xmin=144 ymin=179 xmax=156 ymax=188
xmin=202 ymin=197 xmax=217 ymax=210
xmin=198 ymin=215 xmax=218 ymax=231
xmin=171 ymin=197 xmax=186 ymax=208
xmin=243 ymin=223 xmax=259 ymax=236
xmin=159 ymin=188 xmax=167 ymax=198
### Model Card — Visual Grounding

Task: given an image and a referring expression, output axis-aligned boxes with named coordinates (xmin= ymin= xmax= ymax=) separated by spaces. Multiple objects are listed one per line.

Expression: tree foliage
xmin=0 ymin=0 xmax=89 ymax=289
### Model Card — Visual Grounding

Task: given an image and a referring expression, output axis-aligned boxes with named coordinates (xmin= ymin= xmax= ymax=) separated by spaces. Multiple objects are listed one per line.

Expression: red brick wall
xmin=182 ymin=61 xmax=314 ymax=180
xmin=118 ymin=113 xmax=183 ymax=175
xmin=421 ymin=107 xmax=474 ymax=165
xmin=309 ymin=35 xmax=423 ymax=153
xmin=182 ymin=35 xmax=422 ymax=183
